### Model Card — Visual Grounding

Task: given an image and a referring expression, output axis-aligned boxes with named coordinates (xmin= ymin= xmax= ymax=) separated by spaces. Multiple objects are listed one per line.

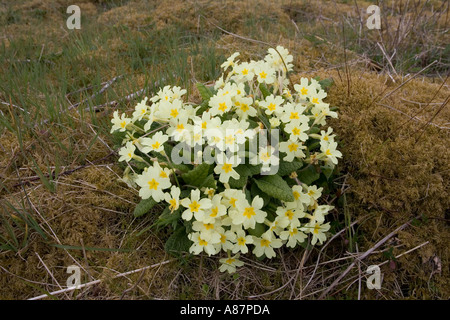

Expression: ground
xmin=0 ymin=0 xmax=449 ymax=300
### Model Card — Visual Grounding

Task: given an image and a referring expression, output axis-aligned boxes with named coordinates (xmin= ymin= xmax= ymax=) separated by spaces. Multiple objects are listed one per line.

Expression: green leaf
xmin=321 ymin=166 xmax=334 ymax=181
xmin=133 ymin=197 xmax=158 ymax=217
xmin=298 ymin=165 xmax=320 ymax=185
xmin=253 ymin=174 xmax=295 ymax=202
xmin=229 ymin=174 xmax=248 ymax=189
xmin=153 ymin=206 xmax=182 ymax=230
xmin=246 ymin=163 xmax=262 ymax=176
xmin=199 ymin=174 xmax=217 ymax=189
xmin=307 ymin=140 xmax=320 ymax=151
xmin=257 ymin=109 xmax=271 ymax=130
xmin=278 ymin=159 xmax=303 ymax=176
xmin=181 ymin=163 xmax=211 ymax=187
xmin=235 ymin=164 xmax=251 ymax=177
xmin=247 ymin=222 xmax=267 ymax=237
xmin=318 ymin=78 xmax=334 ymax=91
xmin=250 ymin=183 xmax=271 ymax=207
xmin=196 ymin=82 xmax=214 ymax=101
xmin=308 ymin=126 xmax=320 ymax=134
xmin=164 ymin=226 xmax=192 ymax=256
xmin=195 ymin=100 xmax=209 ymax=116
xmin=259 ymin=83 xmax=271 ymax=98
xmin=228 ymin=165 xmax=251 ymax=189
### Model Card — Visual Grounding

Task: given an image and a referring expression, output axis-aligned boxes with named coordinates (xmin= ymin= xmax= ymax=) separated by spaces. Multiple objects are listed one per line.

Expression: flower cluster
xmin=111 ymin=46 xmax=341 ymax=274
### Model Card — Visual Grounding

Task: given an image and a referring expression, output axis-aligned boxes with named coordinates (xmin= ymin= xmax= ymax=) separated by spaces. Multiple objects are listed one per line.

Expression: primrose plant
xmin=111 ymin=46 xmax=342 ymax=273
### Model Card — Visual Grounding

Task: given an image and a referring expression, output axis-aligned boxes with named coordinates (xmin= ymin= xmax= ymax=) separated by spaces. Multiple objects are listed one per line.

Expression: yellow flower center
xmin=218 ymin=102 xmax=228 ymax=112
xmin=325 ymin=149 xmax=332 ymax=156
xmin=169 ymin=199 xmax=177 ymax=211
xmin=293 ymin=191 xmax=300 ymax=200
xmin=313 ymin=224 xmax=320 ymax=234
xmin=199 ymin=238 xmax=208 ymax=246
xmin=225 ymin=258 xmax=235 ymax=265
xmin=202 ymin=121 xmax=207 ymax=129
xmin=148 ymin=179 xmax=159 ymax=190
xmin=159 ymin=170 xmax=168 ymax=178
xmin=288 ymin=142 xmax=298 ymax=152
xmin=260 ymin=152 xmax=270 ymax=162
xmin=301 ymin=87 xmax=308 ymax=95
xmin=222 ymin=163 xmax=233 ymax=173
xmin=260 ymin=239 xmax=270 ymax=247
xmin=289 ymin=228 xmax=298 ymax=236
xmin=237 ymin=237 xmax=246 ymax=246
xmin=267 ymin=103 xmax=276 ymax=111
xmin=170 ymin=109 xmax=179 ymax=118
xmin=210 ymin=207 xmax=219 ymax=217
xmin=240 ymin=104 xmax=249 ymax=112
xmin=176 ymin=123 xmax=184 ymax=132
xmin=220 ymin=234 xmax=226 ymax=243
xmin=290 ymin=112 xmax=299 ymax=120
xmin=312 ymin=97 xmax=319 ymax=104
xmin=229 ymin=197 xmax=237 ymax=208
xmin=285 ymin=210 xmax=294 ymax=220
xmin=292 ymin=127 xmax=301 ymax=136
xmin=204 ymin=223 xmax=214 ymax=230
xmin=243 ymin=207 xmax=256 ymax=219
xmin=120 ymin=121 xmax=127 ymax=128
xmin=242 ymin=68 xmax=248 ymax=75
xmin=259 ymin=71 xmax=267 ymax=79
xmin=189 ymin=201 xmax=201 ymax=213
xmin=225 ymin=135 xmax=234 ymax=145
xmin=152 ymin=141 xmax=161 ymax=149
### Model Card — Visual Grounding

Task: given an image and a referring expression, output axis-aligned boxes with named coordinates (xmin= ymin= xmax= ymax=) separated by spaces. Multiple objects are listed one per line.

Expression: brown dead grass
xmin=1 ymin=0 xmax=449 ymax=300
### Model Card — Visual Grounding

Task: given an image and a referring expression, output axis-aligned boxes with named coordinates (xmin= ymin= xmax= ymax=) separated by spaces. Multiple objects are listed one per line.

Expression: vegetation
xmin=0 ymin=0 xmax=448 ymax=300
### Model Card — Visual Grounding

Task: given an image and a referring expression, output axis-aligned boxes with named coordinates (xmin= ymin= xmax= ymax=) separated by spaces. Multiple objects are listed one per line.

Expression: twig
xmin=301 ymin=219 xmax=359 ymax=295
xmin=414 ymin=95 xmax=450 ymax=142
xmin=119 ymin=268 xmax=147 ymax=300
xmin=377 ymin=241 xmax=430 ymax=268
xmin=12 ymin=152 xmax=115 ymax=187
xmin=376 ymin=42 xmax=398 ymax=81
xmin=35 ymin=252 xmax=71 ymax=300
xmin=318 ymin=216 xmax=416 ymax=299
xmin=378 ymin=103 xmax=450 ymax=130
xmin=28 ymin=259 xmax=174 ymax=300
xmin=379 ymin=60 xmax=438 ymax=102
xmin=395 ymin=74 xmax=449 ymax=133
xmin=88 ymin=88 xmax=145 ymax=111
xmin=68 ymin=75 xmax=124 ymax=111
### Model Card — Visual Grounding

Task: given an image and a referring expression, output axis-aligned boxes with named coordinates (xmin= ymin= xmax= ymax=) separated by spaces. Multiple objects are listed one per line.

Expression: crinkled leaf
xmin=229 ymin=165 xmax=251 ymax=188
xmin=259 ymin=83 xmax=271 ymax=98
xmin=133 ymin=198 xmax=157 ymax=217
xmin=181 ymin=163 xmax=210 ymax=187
xmin=298 ymin=165 xmax=320 ymax=185
xmin=164 ymin=226 xmax=191 ymax=256
xmin=254 ymin=174 xmax=295 ymax=202
xmin=154 ymin=206 xmax=181 ymax=229
xmin=278 ymin=159 xmax=303 ymax=176
xmin=247 ymin=222 xmax=266 ymax=238
xmin=196 ymin=82 xmax=214 ymax=101
xmin=250 ymin=183 xmax=271 ymax=207
xmin=318 ymin=78 xmax=334 ymax=91
xmin=321 ymin=166 xmax=334 ymax=181
xmin=308 ymin=126 xmax=320 ymax=134
xmin=246 ymin=163 xmax=262 ymax=176
xmin=199 ymin=174 xmax=217 ymax=189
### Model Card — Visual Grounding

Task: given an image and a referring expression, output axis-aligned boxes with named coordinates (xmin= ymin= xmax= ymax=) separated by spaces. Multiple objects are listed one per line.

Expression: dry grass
xmin=0 ymin=0 xmax=449 ymax=300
